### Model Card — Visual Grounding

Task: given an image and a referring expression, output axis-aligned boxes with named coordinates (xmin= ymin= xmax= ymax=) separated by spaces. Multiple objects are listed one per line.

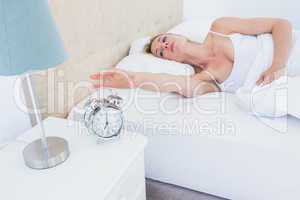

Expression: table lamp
xmin=0 ymin=0 xmax=70 ymax=169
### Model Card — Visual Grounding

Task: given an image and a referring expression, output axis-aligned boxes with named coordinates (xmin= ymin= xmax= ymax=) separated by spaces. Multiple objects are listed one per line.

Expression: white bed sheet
xmin=68 ymin=88 xmax=300 ymax=200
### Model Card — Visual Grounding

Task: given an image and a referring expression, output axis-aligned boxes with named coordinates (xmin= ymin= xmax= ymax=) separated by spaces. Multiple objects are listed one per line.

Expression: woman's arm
xmin=211 ymin=17 xmax=293 ymax=85
xmin=133 ymin=71 xmax=219 ymax=97
xmin=90 ymin=69 xmax=219 ymax=97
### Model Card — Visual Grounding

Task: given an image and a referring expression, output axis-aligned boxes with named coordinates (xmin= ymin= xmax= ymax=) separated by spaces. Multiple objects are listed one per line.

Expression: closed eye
xmin=162 ymin=36 xmax=167 ymax=43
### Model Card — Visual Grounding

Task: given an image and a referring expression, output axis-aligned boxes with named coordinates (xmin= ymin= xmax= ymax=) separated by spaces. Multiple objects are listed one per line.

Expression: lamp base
xmin=23 ymin=136 xmax=70 ymax=170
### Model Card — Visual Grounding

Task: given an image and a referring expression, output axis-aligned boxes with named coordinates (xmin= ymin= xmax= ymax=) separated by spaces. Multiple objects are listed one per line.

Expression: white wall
xmin=0 ymin=76 xmax=31 ymax=146
xmin=184 ymin=0 xmax=300 ymax=29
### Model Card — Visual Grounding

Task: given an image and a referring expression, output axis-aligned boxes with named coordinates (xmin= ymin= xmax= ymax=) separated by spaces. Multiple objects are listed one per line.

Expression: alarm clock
xmin=83 ymin=95 xmax=123 ymax=139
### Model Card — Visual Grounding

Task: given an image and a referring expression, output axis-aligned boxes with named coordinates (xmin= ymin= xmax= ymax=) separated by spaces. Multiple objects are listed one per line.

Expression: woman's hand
xmin=256 ymin=66 xmax=285 ymax=86
xmin=90 ymin=68 xmax=136 ymax=89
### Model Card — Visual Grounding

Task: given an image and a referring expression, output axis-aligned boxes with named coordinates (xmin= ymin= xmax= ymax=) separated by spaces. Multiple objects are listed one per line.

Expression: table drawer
xmin=106 ymin=152 xmax=146 ymax=200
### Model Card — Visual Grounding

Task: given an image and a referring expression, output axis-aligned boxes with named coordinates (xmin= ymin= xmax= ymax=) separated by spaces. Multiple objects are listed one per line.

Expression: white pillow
xmin=116 ymin=54 xmax=195 ymax=76
xmin=128 ymin=37 xmax=151 ymax=55
xmin=129 ymin=19 xmax=213 ymax=55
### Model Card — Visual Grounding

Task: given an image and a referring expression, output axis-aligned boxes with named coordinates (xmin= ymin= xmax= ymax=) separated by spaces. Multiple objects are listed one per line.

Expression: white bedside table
xmin=0 ymin=117 xmax=147 ymax=200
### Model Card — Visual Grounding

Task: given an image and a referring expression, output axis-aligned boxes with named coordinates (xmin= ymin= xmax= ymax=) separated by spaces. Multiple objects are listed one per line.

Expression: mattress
xmin=68 ymin=88 xmax=300 ymax=200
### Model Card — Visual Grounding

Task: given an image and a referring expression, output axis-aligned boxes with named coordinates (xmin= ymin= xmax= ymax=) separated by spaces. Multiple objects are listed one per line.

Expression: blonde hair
xmin=144 ymin=34 xmax=163 ymax=54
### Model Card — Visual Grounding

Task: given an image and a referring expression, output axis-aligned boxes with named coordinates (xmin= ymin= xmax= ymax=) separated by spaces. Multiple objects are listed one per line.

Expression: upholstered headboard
xmin=24 ymin=0 xmax=183 ymax=125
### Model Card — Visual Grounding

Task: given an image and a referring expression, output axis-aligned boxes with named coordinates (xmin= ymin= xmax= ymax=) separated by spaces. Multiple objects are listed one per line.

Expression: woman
xmin=90 ymin=17 xmax=298 ymax=97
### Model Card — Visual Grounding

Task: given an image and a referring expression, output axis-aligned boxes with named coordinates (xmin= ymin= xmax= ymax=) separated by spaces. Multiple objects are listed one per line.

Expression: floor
xmin=146 ymin=179 xmax=228 ymax=200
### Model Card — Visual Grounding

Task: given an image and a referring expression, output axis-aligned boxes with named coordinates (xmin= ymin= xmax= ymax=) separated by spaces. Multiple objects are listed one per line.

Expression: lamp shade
xmin=0 ymin=0 xmax=67 ymax=76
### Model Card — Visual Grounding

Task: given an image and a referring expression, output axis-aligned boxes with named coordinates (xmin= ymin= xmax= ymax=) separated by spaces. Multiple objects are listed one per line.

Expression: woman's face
xmin=150 ymin=34 xmax=188 ymax=62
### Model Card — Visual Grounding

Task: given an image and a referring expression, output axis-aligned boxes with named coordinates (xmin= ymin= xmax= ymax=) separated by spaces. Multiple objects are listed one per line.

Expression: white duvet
xmin=236 ymin=30 xmax=300 ymax=118
xmin=67 ymin=86 xmax=300 ymax=200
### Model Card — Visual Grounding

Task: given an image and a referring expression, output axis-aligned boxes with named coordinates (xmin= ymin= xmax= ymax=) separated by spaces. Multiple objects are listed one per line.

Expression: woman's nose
xmin=163 ymin=42 xmax=169 ymax=49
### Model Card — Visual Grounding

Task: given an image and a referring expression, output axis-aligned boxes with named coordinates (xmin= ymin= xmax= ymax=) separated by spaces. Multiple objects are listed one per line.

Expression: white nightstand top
xmin=0 ymin=117 xmax=147 ymax=200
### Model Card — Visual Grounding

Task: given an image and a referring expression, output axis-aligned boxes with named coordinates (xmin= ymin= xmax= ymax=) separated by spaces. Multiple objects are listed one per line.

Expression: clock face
xmin=91 ymin=107 xmax=123 ymax=138
xmin=91 ymin=109 xmax=107 ymax=136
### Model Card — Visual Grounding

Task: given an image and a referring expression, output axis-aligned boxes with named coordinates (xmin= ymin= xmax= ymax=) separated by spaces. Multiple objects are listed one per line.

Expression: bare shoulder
xmin=202 ymin=17 xmax=235 ymax=43
xmin=210 ymin=17 xmax=237 ymax=34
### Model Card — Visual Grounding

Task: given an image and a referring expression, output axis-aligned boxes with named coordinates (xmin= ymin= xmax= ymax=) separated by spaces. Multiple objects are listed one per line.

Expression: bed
xmin=30 ymin=0 xmax=300 ymax=199
xmin=67 ymin=18 xmax=300 ymax=198
xmin=68 ymin=86 xmax=300 ymax=200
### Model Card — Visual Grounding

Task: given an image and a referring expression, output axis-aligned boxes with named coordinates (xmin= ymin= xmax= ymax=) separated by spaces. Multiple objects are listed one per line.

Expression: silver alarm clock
xmin=83 ymin=95 xmax=123 ymax=139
